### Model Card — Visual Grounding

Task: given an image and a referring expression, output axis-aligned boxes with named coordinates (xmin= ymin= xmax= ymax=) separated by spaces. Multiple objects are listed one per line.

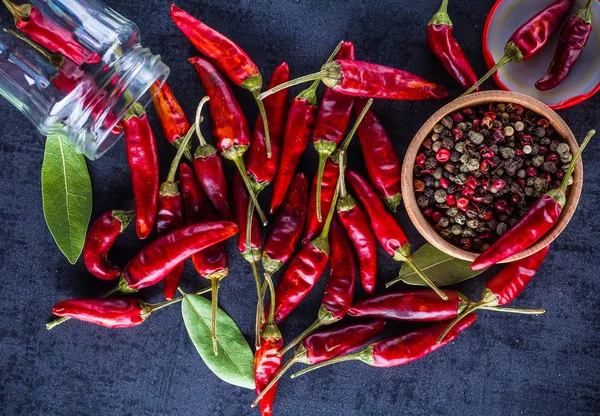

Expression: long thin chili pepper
xmin=313 ymin=41 xmax=355 ymax=222
xmin=150 ymin=81 xmax=193 ymax=160
xmin=426 ymin=0 xmax=479 ymax=91
xmin=123 ymin=103 xmax=160 ymax=240
xmin=336 ymin=151 xmax=378 ymax=294
xmin=536 ymin=0 xmax=594 ymax=91
xmin=346 ymin=169 xmax=447 ymax=300
xmin=354 ymin=99 xmax=403 ymax=212
xmin=471 ymin=130 xmax=594 ymax=270
xmin=251 ymin=320 xmax=386 ymax=407
xmin=278 ymin=217 xmax=356 ymax=356
xmin=83 ymin=210 xmax=133 ymax=281
xmin=291 ymin=315 xmax=476 ymax=378
xmin=180 ymin=163 xmax=229 ymax=355
xmin=189 ymin=56 xmax=267 ymax=225
xmin=2 ymin=0 xmax=100 ymax=65
xmin=254 ymin=330 xmax=283 ymax=416
xmin=247 ymin=63 xmax=290 ymax=192
xmin=258 ymin=60 xmax=447 ymax=101
xmin=303 ymin=99 xmax=373 ymax=244
xmin=463 ymin=0 xmax=575 ymax=95
xmin=171 ymin=4 xmax=272 ymax=157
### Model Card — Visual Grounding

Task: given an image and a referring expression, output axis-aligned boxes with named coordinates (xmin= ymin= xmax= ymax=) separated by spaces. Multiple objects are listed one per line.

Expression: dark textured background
xmin=0 ymin=0 xmax=599 ymax=415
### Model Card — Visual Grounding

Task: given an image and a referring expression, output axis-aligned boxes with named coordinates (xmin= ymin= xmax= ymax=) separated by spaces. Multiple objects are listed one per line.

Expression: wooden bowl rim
xmin=402 ymin=90 xmax=583 ymax=262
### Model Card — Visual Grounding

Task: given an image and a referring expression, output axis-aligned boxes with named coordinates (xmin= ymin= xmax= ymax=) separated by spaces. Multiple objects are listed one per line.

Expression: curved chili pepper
xmin=2 ymin=0 xmax=100 ymax=65
xmin=259 ymin=60 xmax=447 ymax=101
xmin=247 ymin=63 xmax=290 ymax=191
xmin=150 ymin=81 xmax=193 ymax=160
xmin=472 ymin=130 xmax=594 ymax=270
xmin=251 ymin=320 xmax=386 ymax=407
xmin=291 ymin=315 xmax=476 ymax=378
xmin=189 ymin=56 xmax=267 ymax=225
xmin=171 ymin=4 xmax=271 ymax=157
xmin=463 ymin=0 xmax=575 ymax=95
xmin=123 ymin=103 xmax=159 ymax=240
xmin=536 ymin=0 xmax=594 ymax=91
xmin=254 ymin=334 xmax=284 ymax=416
xmin=83 ymin=210 xmax=133 ymax=281
xmin=313 ymin=41 xmax=355 ymax=221
xmin=346 ymin=169 xmax=447 ymax=300
xmin=426 ymin=0 xmax=479 ymax=91
xmin=354 ymin=99 xmax=403 ymax=212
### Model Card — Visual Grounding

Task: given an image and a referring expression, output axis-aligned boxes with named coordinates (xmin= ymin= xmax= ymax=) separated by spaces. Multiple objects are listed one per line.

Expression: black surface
xmin=0 ymin=0 xmax=599 ymax=415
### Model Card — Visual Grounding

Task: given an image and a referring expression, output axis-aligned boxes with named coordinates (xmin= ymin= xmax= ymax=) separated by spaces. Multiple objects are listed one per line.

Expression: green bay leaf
xmin=182 ymin=294 xmax=255 ymax=390
xmin=399 ymin=243 xmax=485 ymax=287
xmin=41 ymin=135 xmax=92 ymax=264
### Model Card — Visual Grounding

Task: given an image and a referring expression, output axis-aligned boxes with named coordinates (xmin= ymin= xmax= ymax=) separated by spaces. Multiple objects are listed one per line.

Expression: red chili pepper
xmin=150 ymin=81 xmax=193 ymax=160
xmin=472 ymin=130 xmax=594 ymax=270
xmin=463 ymin=0 xmax=575 ymax=95
xmin=291 ymin=315 xmax=475 ymax=378
xmin=83 ymin=210 xmax=133 ymax=281
xmin=313 ymin=41 xmax=355 ymax=221
xmin=123 ymin=103 xmax=160 ymax=240
xmin=426 ymin=0 xmax=479 ymax=91
xmin=251 ymin=320 xmax=385 ymax=407
xmin=2 ymin=0 xmax=100 ymax=65
xmin=536 ymin=0 xmax=594 ymax=91
xmin=189 ymin=56 xmax=267 ymax=225
xmin=254 ymin=333 xmax=284 ymax=416
xmin=246 ymin=63 xmax=290 ymax=191
xmin=354 ymin=99 xmax=403 ymax=212
xmin=170 ymin=4 xmax=272 ymax=156
xmin=346 ymin=170 xmax=447 ymax=300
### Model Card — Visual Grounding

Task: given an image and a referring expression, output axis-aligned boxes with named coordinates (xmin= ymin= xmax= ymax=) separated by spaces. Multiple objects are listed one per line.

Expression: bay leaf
xmin=399 ymin=243 xmax=485 ymax=287
xmin=41 ymin=134 xmax=92 ymax=264
xmin=182 ymin=294 xmax=255 ymax=390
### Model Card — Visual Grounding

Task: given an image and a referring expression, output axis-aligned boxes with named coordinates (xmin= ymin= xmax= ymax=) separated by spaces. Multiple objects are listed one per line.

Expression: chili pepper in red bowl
xmin=536 ymin=0 xmax=595 ymax=91
xmin=346 ymin=170 xmax=447 ymax=300
xmin=471 ymin=130 xmax=594 ymax=271
xmin=246 ymin=63 xmax=290 ymax=193
xmin=251 ymin=320 xmax=386 ymax=407
xmin=463 ymin=0 xmax=575 ymax=95
xmin=313 ymin=41 xmax=355 ymax=222
xmin=2 ymin=0 xmax=100 ymax=65
xmin=354 ymin=99 xmax=403 ymax=212
xmin=123 ymin=102 xmax=160 ymax=240
xmin=426 ymin=0 xmax=479 ymax=91
xmin=258 ymin=60 xmax=447 ymax=101
xmin=83 ymin=210 xmax=133 ymax=281
xmin=170 ymin=4 xmax=272 ymax=157
xmin=291 ymin=315 xmax=476 ymax=378
xmin=189 ymin=56 xmax=268 ymax=225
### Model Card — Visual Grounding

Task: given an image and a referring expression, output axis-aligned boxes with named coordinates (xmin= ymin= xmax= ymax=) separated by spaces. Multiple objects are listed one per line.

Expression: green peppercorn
xmin=467 ymin=219 xmax=479 ymax=229
xmin=438 ymin=217 xmax=450 ymax=228
xmin=434 ymin=189 xmax=447 ymax=203
xmin=556 ymin=143 xmax=570 ymax=155
xmin=454 ymin=142 xmax=465 ymax=153
xmin=462 ymin=228 xmax=476 ymax=238
xmin=432 ymin=167 xmax=443 ymax=180
xmin=440 ymin=228 xmax=453 ymax=239
xmin=446 ymin=207 xmax=459 ymax=217
xmin=532 ymin=155 xmax=545 ymax=167
xmin=560 ymin=153 xmax=573 ymax=164
xmin=467 ymin=159 xmax=480 ymax=171
xmin=417 ymin=195 xmax=429 ymax=208
xmin=441 ymin=116 xmax=453 ymax=129
xmin=451 ymin=224 xmax=463 ymax=235
xmin=470 ymin=133 xmax=484 ymax=145
xmin=514 ymin=121 xmax=524 ymax=132
xmin=433 ymin=124 xmax=444 ymax=134
xmin=503 ymin=126 xmax=514 ymax=137
xmin=455 ymin=213 xmax=466 ymax=225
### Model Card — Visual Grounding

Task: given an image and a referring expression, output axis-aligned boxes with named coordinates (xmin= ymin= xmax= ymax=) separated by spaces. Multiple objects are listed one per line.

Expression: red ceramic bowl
xmin=483 ymin=0 xmax=600 ymax=110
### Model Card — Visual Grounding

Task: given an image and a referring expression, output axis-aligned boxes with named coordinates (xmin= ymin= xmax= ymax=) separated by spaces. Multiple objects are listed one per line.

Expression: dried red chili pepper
xmin=254 ymin=332 xmax=283 ymax=416
xmin=463 ymin=0 xmax=575 ymax=95
xmin=246 ymin=63 xmax=290 ymax=192
xmin=150 ymin=81 xmax=193 ymax=160
xmin=170 ymin=4 xmax=272 ymax=156
xmin=354 ymin=99 xmax=403 ymax=212
xmin=258 ymin=60 xmax=447 ymax=101
xmin=292 ymin=315 xmax=476 ymax=378
xmin=2 ymin=0 xmax=100 ymax=65
xmin=472 ymin=130 xmax=594 ymax=270
xmin=251 ymin=320 xmax=386 ymax=407
xmin=536 ymin=0 xmax=594 ymax=91
xmin=426 ymin=0 xmax=479 ymax=91
xmin=123 ymin=103 xmax=159 ymax=240
xmin=189 ymin=56 xmax=267 ymax=225
xmin=83 ymin=210 xmax=133 ymax=281
xmin=313 ymin=41 xmax=355 ymax=221
xmin=336 ymin=148 xmax=378 ymax=294
xmin=346 ymin=169 xmax=447 ymax=300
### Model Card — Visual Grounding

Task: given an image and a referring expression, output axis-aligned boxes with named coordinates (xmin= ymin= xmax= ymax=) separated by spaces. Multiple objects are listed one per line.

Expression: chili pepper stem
xmin=313 ymin=152 xmax=343 ymax=249
xmin=338 ymin=99 xmax=373 ymax=153
xmin=290 ymin=347 xmax=373 ymax=379
xmin=278 ymin=310 xmax=334 ymax=357
xmin=577 ymin=0 xmax=594 ymax=22
xmin=461 ymin=43 xmax=523 ymax=96
xmin=478 ymin=305 xmax=546 ymax=314
xmin=251 ymin=357 xmax=299 ymax=408
xmin=429 ymin=0 xmax=452 ymax=26
xmin=166 ymin=125 xmax=199 ymax=183
xmin=3 ymin=28 xmax=64 ymax=68
xmin=250 ymin=259 xmax=263 ymax=348
xmin=255 ymin=97 xmax=272 ymax=158
xmin=552 ymin=130 xmax=595 ymax=201
xmin=210 ymin=276 xmax=221 ymax=355
xmin=2 ymin=0 xmax=31 ymax=21
xmin=314 ymin=144 xmax=337 ymax=222
xmin=388 ymin=258 xmax=448 ymax=301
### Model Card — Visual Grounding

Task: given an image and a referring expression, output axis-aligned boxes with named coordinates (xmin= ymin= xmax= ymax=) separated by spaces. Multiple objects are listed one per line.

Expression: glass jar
xmin=0 ymin=0 xmax=169 ymax=159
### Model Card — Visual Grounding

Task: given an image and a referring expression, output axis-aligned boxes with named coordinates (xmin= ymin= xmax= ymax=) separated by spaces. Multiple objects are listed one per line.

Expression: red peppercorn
xmin=541 ymin=172 xmax=552 ymax=182
xmin=546 ymin=153 xmax=560 ymax=164
xmin=521 ymin=135 xmax=533 ymax=145
xmin=466 ymin=176 xmax=478 ymax=189
xmin=457 ymin=198 xmax=469 ymax=211
xmin=462 ymin=107 xmax=474 ymax=116
xmin=494 ymin=199 xmax=508 ymax=212
xmin=492 ymin=179 xmax=506 ymax=190
xmin=446 ymin=194 xmax=456 ymax=205
xmin=451 ymin=128 xmax=464 ymax=141
xmin=480 ymin=159 xmax=493 ymax=172
xmin=414 ymin=180 xmax=425 ymax=192
xmin=480 ymin=230 xmax=494 ymax=240
xmin=423 ymin=207 xmax=434 ymax=217
xmin=513 ymin=105 xmax=524 ymax=115
xmin=471 ymin=194 xmax=484 ymax=203
xmin=515 ymin=149 xmax=525 ymax=157
xmin=554 ymin=179 xmax=562 ymax=188
xmin=506 ymin=206 xmax=515 ymax=216
xmin=416 ymin=153 xmax=427 ymax=166
xmin=517 ymin=178 xmax=526 ymax=190
xmin=480 ymin=148 xmax=494 ymax=159
xmin=538 ymin=146 xmax=548 ymax=156
xmin=422 ymin=138 xmax=433 ymax=150
xmin=555 ymin=169 xmax=564 ymax=179
xmin=439 ymin=177 xmax=450 ymax=189
xmin=537 ymin=119 xmax=550 ymax=128
xmin=511 ymin=193 xmax=522 ymax=204
xmin=461 ymin=187 xmax=475 ymax=198
xmin=431 ymin=211 xmax=442 ymax=223
xmin=484 ymin=111 xmax=496 ymax=120
xmin=526 ymin=167 xmax=538 ymax=177
xmin=472 ymin=119 xmax=481 ymax=129
xmin=452 ymin=112 xmax=464 ymax=123
xmin=436 ymin=148 xmax=451 ymax=162
xmin=459 ymin=238 xmax=472 ymax=250
xmin=479 ymin=208 xmax=493 ymax=221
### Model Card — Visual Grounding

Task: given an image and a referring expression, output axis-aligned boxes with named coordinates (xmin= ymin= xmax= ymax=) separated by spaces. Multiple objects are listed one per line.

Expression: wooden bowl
xmin=402 ymin=90 xmax=583 ymax=262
